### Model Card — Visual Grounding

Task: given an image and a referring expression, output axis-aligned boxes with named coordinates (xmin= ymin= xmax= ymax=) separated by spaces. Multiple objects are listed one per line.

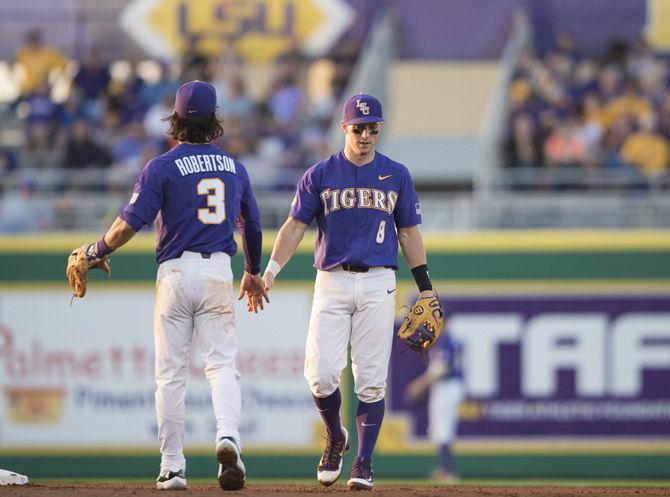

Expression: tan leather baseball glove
xmin=397 ymin=294 xmax=444 ymax=353
xmin=66 ymin=243 xmax=111 ymax=298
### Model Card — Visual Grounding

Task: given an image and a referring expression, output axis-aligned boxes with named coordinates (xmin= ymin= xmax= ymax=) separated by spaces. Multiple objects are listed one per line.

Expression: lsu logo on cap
xmin=356 ymin=99 xmax=370 ymax=115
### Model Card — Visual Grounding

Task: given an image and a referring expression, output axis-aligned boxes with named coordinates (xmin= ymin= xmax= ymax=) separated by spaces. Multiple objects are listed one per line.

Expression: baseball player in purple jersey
xmin=262 ymin=93 xmax=436 ymax=490
xmin=406 ymin=332 xmax=464 ymax=480
xmin=67 ymin=81 xmax=268 ymax=491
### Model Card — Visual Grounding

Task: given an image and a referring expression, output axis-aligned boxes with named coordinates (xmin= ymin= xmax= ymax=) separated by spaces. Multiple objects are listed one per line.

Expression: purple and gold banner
xmin=390 ymin=295 xmax=670 ymax=437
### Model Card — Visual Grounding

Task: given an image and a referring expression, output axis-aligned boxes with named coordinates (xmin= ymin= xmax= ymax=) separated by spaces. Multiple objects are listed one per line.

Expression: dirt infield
xmin=1 ymin=483 xmax=668 ymax=497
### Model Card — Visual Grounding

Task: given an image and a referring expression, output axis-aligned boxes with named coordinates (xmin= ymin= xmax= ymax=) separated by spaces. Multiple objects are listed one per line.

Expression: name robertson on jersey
xmin=174 ymin=154 xmax=236 ymax=176
xmin=320 ymin=188 xmax=398 ymax=215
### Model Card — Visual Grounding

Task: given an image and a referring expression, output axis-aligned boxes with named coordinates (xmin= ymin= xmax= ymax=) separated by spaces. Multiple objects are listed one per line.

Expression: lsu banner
xmin=390 ymin=294 xmax=670 ymax=438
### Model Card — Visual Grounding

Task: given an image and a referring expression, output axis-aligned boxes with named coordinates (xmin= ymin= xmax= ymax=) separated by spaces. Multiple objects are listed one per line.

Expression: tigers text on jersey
xmin=120 ymin=143 xmax=261 ymax=264
xmin=289 ymin=151 xmax=421 ymax=270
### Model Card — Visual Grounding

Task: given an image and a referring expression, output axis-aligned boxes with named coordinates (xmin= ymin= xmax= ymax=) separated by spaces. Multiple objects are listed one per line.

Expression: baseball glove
xmin=66 ymin=243 xmax=111 ymax=298
xmin=397 ymin=294 xmax=445 ymax=353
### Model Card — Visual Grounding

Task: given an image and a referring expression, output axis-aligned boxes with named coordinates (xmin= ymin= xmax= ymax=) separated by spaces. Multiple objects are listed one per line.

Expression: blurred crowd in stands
xmin=0 ymin=27 xmax=361 ymax=231
xmin=504 ymin=31 xmax=670 ymax=189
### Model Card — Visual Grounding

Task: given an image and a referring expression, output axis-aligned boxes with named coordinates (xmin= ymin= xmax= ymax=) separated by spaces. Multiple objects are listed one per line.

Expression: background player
xmin=66 ymin=81 xmax=268 ymax=491
xmin=405 ymin=327 xmax=465 ymax=481
xmin=261 ymin=93 xmax=437 ymax=490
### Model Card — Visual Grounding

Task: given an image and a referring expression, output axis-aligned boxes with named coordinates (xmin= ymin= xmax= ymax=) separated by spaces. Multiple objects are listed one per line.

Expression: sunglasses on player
xmin=351 ymin=124 xmax=381 ymax=135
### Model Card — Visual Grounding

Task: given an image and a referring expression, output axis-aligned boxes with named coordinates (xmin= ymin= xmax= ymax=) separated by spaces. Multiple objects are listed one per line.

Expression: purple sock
xmin=313 ymin=389 xmax=343 ymax=438
xmin=356 ymin=398 xmax=385 ymax=459
xmin=439 ymin=443 xmax=454 ymax=472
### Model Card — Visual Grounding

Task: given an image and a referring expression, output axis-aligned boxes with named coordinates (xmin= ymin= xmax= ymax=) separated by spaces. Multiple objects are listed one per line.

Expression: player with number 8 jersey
xmin=65 ymin=81 xmax=268 ymax=491
xmin=263 ymin=93 xmax=435 ymax=490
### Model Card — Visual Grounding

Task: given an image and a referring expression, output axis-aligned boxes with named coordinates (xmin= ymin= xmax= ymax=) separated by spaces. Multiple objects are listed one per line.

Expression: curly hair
xmin=165 ymin=112 xmax=223 ymax=144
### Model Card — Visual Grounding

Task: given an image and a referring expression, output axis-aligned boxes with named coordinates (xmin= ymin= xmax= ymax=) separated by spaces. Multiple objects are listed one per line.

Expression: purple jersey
xmin=120 ymin=143 xmax=261 ymax=268
xmin=289 ymin=150 xmax=422 ymax=270
xmin=431 ymin=335 xmax=464 ymax=380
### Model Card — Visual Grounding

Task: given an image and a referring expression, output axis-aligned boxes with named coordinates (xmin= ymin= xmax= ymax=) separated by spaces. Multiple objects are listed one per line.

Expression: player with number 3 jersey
xmin=263 ymin=93 xmax=436 ymax=490
xmin=66 ymin=81 xmax=268 ymax=491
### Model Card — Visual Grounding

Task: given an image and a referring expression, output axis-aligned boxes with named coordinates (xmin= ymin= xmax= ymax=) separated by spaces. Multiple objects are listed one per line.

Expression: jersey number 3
xmin=197 ymin=178 xmax=226 ymax=224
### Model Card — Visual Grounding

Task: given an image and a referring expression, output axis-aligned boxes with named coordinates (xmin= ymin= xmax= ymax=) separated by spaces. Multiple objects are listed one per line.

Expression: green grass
xmin=27 ymin=478 xmax=670 ymax=487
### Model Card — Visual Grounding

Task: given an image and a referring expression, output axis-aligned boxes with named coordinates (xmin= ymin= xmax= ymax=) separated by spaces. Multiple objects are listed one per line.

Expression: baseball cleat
xmin=347 ymin=456 xmax=374 ymax=491
xmin=156 ymin=469 xmax=187 ymax=490
xmin=216 ymin=437 xmax=246 ymax=490
xmin=317 ymin=426 xmax=349 ymax=486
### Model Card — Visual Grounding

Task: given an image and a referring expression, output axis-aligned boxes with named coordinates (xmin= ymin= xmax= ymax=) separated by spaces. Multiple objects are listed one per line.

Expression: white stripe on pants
xmin=304 ymin=266 xmax=396 ymax=403
xmin=154 ymin=251 xmax=240 ymax=472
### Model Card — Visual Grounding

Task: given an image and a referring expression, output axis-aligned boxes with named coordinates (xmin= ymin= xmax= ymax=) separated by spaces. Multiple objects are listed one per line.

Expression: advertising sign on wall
xmin=0 ymin=288 xmax=318 ymax=448
xmin=390 ymin=294 xmax=670 ymax=438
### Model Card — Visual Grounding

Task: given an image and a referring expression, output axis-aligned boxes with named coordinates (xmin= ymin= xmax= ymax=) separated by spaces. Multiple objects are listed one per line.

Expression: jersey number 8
xmin=376 ymin=220 xmax=385 ymax=244
xmin=197 ymin=178 xmax=226 ymax=224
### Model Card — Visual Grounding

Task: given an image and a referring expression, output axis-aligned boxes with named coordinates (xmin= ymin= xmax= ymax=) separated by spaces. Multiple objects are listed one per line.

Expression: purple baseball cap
xmin=174 ymin=80 xmax=217 ymax=117
xmin=342 ymin=93 xmax=384 ymax=125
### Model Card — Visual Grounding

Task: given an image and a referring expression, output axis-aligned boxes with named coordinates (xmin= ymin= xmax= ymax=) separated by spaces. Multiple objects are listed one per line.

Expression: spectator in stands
xmin=620 ymin=113 xmax=670 ymax=180
xmin=13 ymin=28 xmax=67 ymax=99
xmin=72 ymin=47 xmax=111 ymax=122
xmin=108 ymin=121 xmax=158 ymax=190
xmin=24 ymin=80 xmax=59 ymax=150
xmin=656 ymin=98 xmax=670 ymax=141
xmin=504 ymin=113 xmax=543 ymax=168
xmin=574 ymin=97 xmax=604 ymax=161
xmin=555 ymin=29 xmax=580 ymax=63
xmin=595 ymin=66 xmax=621 ymax=104
xmin=0 ymin=147 xmax=19 ymax=184
xmin=0 ymin=179 xmax=53 ymax=233
xmin=543 ymin=120 xmax=588 ymax=168
xmin=601 ymin=115 xmax=633 ymax=169
xmin=62 ymin=119 xmax=113 ymax=170
xmin=107 ymin=72 xmax=146 ymax=126
xmin=139 ymin=61 xmax=180 ymax=111
xmin=329 ymin=37 xmax=361 ymax=98
xmin=220 ymin=76 xmax=254 ymax=119
xmin=181 ymin=35 xmax=211 ymax=82
xmin=268 ymin=74 xmax=303 ymax=128
xmin=601 ymin=79 xmax=651 ymax=129
xmin=143 ymin=94 xmax=174 ymax=151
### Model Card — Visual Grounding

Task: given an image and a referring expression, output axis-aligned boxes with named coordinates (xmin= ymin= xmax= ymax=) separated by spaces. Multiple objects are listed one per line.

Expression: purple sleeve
xmin=394 ymin=168 xmax=422 ymax=228
xmin=237 ymin=170 xmax=262 ymax=274
xmin=288 ymin=168 xmax=321 ymax=224
xmin=119 ymin=160 xmax=164 ymax=230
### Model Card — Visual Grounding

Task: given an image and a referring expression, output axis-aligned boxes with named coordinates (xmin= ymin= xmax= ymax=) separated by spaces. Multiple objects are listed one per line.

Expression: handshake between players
xmin=239 ymin=270 xmax=270 ymax=314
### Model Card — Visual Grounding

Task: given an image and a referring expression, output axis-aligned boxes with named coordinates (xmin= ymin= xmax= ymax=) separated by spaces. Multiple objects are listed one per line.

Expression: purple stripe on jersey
xmin=289 ymin=151 xmax=421 ymax=270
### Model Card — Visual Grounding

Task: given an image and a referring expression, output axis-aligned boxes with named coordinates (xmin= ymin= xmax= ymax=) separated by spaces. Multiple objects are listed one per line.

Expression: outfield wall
xmin=0 ymin=230 xmax=669 ymax=478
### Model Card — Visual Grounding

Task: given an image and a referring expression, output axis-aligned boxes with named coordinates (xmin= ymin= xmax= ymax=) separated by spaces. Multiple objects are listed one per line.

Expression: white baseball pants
xmin=428 ymin=379 xmax=464 ymax=444
xmin=154 ymin=251 xmax=241 ymax=472
xmin=305 ymin=266 xmax=396 ymax=403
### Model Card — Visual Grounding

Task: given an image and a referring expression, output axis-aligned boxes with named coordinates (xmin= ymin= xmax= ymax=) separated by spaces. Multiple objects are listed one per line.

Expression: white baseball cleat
xmin=317 ymin=427 xmax=349 ymax=486
xmin=0 ymin=469 xmax=28 ymax=486
xmin=156 ymin=469 xmax=186 ymax=490
xmin=347 ymin=456 xmax=374 ymax=490
xmin=216 ymin=437 xmax=246 ymax=490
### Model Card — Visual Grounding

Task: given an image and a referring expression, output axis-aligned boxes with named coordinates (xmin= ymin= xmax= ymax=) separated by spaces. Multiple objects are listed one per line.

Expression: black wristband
xmin=411 ymin=264 xmax=432 ymax=292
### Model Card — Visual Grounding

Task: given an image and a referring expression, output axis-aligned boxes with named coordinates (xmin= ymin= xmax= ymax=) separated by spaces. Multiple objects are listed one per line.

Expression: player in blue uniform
xmin=68 ymin=81 xmax=268 ymax=490
xmin=262 ymin=93 xmax=436 ymax=490
xmin=406 ymin=330 xmax=464 ymax=480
